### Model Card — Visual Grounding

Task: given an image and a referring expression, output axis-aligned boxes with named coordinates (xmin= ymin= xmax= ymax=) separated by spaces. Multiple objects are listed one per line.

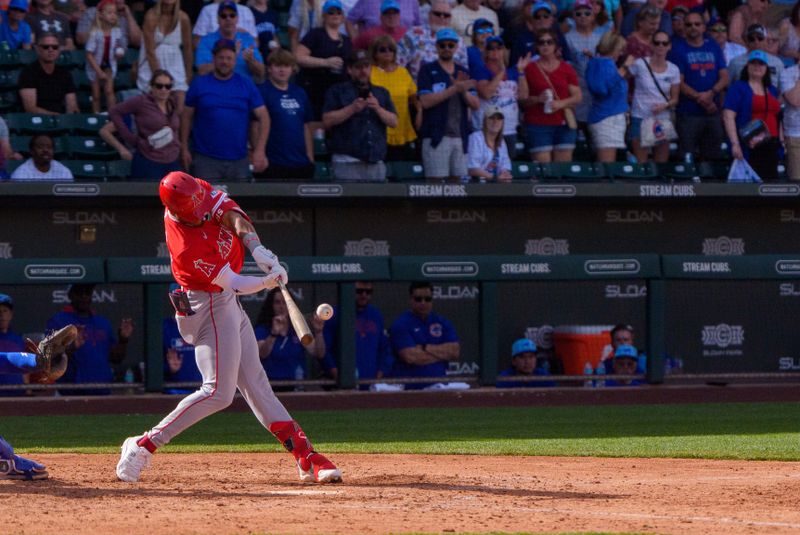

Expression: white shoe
xmin=116 ymin=435 xmax=152 ymax=482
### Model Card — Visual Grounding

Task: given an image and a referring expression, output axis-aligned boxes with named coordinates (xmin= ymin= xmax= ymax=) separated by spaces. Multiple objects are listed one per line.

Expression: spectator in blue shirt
xmin=181 ymin=38 xmax=269 ymax=180
xmin=46 ymin=284 xmax=133 ymax=396
xmin=496 ymin=338 xmax=555 ymax=388
xmin=253 ymin=288 xmax=326 ymax=391
xmin=163 ymin=314 xmax=201 ymax=395
xmin=605 ymin=344 xmax=644 ymax=387
xmin=0 ymin=0 xmax=32 ymax=50
xmin=250 ymin=0 xmax=279 ymax=60
xmin=586 ymin=31 xmax=632 ymax=162
xmin=0 ymin=293 xmax=25 ymax=396
xmin=321 ymin=281 xmax=393 ymax=388
xmin=668 ymin=11 xmax=729 ymax=162
xmin=390 ymin=281 xmax=460 ymax=390
xmin=256 ymin=48 xmax=315 ymax=180
xmin=195 ymin=1 xmax=266 ymax=82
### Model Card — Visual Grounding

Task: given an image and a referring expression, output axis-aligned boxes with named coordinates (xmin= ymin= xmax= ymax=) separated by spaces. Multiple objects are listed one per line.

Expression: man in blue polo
xmin=182 ymin=38 xmax=269 ymax=180
xmin=496 ymin=338 xmax=555 ymax=388
xmin=418 ymin=27 xmax=479 ymax=183
xmin=195 ymin=0 xmax=265 ymax=82
xmin=390 ymin=281 xmax=460 ymax=390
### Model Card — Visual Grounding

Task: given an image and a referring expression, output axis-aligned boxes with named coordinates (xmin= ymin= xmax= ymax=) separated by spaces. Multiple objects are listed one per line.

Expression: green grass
xmin=3 ymin=402 xmax=799 ymax=460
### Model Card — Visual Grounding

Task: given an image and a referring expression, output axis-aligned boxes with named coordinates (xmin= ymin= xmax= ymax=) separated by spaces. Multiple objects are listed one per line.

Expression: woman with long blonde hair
xmin=137 ymin=0 xmax=193 ymax=110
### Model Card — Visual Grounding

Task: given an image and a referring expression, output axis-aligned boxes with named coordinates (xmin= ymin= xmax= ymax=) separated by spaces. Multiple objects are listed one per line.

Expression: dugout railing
xmin=0 ymin=254 xmax=798 ymax=393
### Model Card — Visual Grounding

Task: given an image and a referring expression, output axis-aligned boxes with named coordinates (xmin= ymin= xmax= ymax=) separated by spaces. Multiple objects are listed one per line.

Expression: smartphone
xmin=358 ymin=86 xmax=371 ymax=100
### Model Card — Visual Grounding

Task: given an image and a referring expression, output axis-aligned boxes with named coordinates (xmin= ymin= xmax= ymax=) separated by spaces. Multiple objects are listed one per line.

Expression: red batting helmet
xmin=159 ymin=171 xmax=215 ymax=225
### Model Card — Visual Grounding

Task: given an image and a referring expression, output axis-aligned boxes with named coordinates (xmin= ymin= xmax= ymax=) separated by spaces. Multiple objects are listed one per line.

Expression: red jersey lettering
xmin=165 ymin=183 xmax=250 ymax=291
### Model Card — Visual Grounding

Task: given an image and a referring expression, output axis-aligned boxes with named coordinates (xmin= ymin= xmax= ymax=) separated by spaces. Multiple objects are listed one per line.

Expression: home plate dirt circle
xmin=2 ymin=453 xmax=799 ymax=534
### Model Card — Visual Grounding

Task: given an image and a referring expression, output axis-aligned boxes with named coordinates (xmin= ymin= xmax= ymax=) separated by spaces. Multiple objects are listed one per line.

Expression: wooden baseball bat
xmin=278 ymin=280 xmax=314 ymax=347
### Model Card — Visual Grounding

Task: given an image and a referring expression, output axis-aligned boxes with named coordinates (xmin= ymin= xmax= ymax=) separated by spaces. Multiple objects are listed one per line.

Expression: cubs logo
xmin=429 ymin=323 xmax=443 ymax=337
xmin=193 ymin=259 xmax=216 ymax=277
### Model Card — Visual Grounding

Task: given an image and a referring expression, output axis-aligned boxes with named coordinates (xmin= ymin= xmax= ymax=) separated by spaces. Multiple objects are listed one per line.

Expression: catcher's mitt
xmin=26 ymin=324 xmax=78 ymax=384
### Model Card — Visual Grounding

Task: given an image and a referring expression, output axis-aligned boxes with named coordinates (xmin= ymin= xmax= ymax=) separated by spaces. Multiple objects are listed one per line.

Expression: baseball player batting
xmin=116 ymin=171 xmax=342 ymax=484
xmin=0 ymin=325 xmax=78 ymax=480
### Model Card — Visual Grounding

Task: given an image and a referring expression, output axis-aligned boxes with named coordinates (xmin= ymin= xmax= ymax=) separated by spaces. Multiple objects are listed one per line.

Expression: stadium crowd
xmin=2 ymin=0 xmax=800 ymax=181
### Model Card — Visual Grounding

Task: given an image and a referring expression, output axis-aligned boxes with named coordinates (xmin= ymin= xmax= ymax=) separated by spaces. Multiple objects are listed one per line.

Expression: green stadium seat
xmin=17 ymin=49 xmax=36 ymax=65
xmin=573 ymin=139 xmax=593 ymax=161
xmin=10 ymin=135 xmax=68 ymax=157
xmin=0 ymin=90 xmax=18 ymax=112
xmin=5 ymin=112 xmax=64 ymax=134
xmin=604 ymin=162 xmax=659 ymax=180
xmin=539 ymin=161 xmax=603 ymax=181
xmin=62 ymin=159 xmax=108 ymax=180
xmin=511 ymin=160 xmax=537 ymax=180
xmin=106 ymin=159 xmax=131 ymax=180
xmin=76 ymin=91 xmax=94 ymax=112
xmin=657 ymin=162 xmax=699 ymax=182
xmin=277 ymin=11 xmax=290 ymax=29
xmin=0 ymin=69 xmax=20 ymax=89
xmin=0 ymin=49 xmax=21 ymax=67
xmin=120 ymin=47 xmax=139 ymax=69
xmin=113 ymin=70 xmax=135 ymax=90
xmin=59 ymin=113 xmax=109 ymax=134
xmin=67 ymin=136 xmax=118 ymax=159
xmin=55 ymin=49 xmax=82 ymax=68
xmin=698 ymin=161 xmax=730 ymax=182
xmin=314 ymin=161 xmax=330 ymax=181
xmin=390 ymin=161 xmax=425 ymax=181
xmin=72 ymin=70 xmax=91 ymax=90
xmin=4 ymin=158 xmax=24 ymax=176
xmin=313 ymin=137 xmax=327 ymax=158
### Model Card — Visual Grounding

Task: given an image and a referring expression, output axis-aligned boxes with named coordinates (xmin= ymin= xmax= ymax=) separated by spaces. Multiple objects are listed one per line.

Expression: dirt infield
xmin=2 ymin=453 xmax=800 ymax=535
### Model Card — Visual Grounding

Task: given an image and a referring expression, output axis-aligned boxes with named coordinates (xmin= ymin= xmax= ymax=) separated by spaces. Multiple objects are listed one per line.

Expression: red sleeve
xmin=563 ymin=62 xmax=578 ymax=87
xmin=195 ymin=179 xmax=251 ymax=225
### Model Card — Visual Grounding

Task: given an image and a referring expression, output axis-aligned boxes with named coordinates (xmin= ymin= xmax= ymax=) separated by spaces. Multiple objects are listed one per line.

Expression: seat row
xmin=5 ymin=112 xmax=110 ymax=135
xmin=11 ymin=134 xmax=117 ymax=159
xmin=0 ymin=48 xmax=139 ymax=70
xmin=5 ymin=158 xmax=130 ymax=179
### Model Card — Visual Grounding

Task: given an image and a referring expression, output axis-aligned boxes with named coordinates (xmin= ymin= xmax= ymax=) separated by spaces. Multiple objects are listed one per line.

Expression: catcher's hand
xmin=26 ymin=324 xmax=78 ymax=384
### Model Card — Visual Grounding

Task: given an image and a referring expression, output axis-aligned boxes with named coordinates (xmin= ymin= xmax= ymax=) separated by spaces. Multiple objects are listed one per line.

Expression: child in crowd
xmin=85 ymin=0 xmax=127 ymax=113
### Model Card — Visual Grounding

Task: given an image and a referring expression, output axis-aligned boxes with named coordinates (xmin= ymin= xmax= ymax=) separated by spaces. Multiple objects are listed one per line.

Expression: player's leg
xmin=117 ymin=292 xmax=242 ymax=482
xmin=0 ymin=436 xmax=48 ymax=480
xmin=234 ymin=306 xmax=342 ymax=483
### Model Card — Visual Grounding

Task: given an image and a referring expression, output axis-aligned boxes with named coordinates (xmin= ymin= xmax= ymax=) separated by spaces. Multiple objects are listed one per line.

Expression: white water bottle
xmin=583 ymin=362 xmax=593 ymax=387
xmin=543 ymin=89 xmax=554 ymax=113
xmin=595 ymin=361 xmax=606 ymax=388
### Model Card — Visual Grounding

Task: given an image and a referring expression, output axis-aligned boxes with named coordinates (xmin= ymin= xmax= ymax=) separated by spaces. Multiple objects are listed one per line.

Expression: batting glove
xmin=270 ymin=264 xmax=288 ymax=286
xmin=252 ymin=246 xmax=278 ymax=275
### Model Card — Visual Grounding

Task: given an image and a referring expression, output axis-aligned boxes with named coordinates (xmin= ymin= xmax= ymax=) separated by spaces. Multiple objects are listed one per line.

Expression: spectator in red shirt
xmin=521 ymin=28 xmax=581 ymax=163
xmin=353 ymin=0 xmax=406 ymax=51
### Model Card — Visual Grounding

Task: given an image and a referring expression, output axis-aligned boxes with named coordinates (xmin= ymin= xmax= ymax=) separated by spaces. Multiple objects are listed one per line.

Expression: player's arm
xmin=221 ymin=210 xmax=287 ymax=282
xmin=423 ymin=342 xmax=460 ymax=362
xmin=397 ymin=346 xmax=443 ymax=366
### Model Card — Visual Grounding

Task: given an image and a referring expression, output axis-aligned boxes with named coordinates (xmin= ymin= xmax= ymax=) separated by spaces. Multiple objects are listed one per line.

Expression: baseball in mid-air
xmin=316 ymin=303 xmax=334 ymax=321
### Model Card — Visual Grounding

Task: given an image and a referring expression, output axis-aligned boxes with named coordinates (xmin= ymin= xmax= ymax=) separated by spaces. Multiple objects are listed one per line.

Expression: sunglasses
xmin=684 ymin=21 xmax=703 ymax=27
xmin=437 ymin=41 xmax=456 ymax=49
xmin=326 ymin=7 xmax=342 ymax=14
xmin=219 ymin=12 xmax=237 ymax=19
xmin=533 ymin=13 xmax=552 ymax=20
xmin=574 ymin=10 xmax=592 ymax=17
xmin=748 ymin=34 xmax=765 ymax=42
xmin=538 ymin=39 xmax=555 ymax=45
xmin=382 ymin=8 xmax=399 ymax=14
xmin=153 ymin=82 xmax=173 ymax=89
xmin=38 ymin=44 xmax=59 ymax=50
xmin=377 ymin=46 xmax=395 ymax=53
xmin=486 ymin=43 xmax=504 ymax=50
xmin=355 ymin=288 xmax=373 ymax=295
xmin=431 ymin=10 xmax=451 ymax=18
xmin=652 ymin=40 xmax=670 ymax=46
xmin=475 ymin=27 xmax=494 ymax=35
xmin=413 ymin=296 xmax=433 ymax=302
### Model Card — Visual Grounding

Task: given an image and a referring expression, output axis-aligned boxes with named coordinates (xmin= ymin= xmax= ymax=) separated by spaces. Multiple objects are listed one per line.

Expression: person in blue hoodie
xmin=586 ymin=31 xmax=633 ymax=162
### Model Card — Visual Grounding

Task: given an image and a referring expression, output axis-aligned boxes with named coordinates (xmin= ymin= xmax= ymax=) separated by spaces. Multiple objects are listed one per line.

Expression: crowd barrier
xmin=2 ymin=254 xmax=798 ymax=392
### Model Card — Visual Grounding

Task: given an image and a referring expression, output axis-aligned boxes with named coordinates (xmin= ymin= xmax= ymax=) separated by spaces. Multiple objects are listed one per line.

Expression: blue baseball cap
xmin=748 ymin=49 xmax=768 ymax=64
xmin=9 ymin=0 xmax=29 ymax=12
xmin=322 ymin=0 xmax=344 ymax=12
xmin=218 ymin=0 xmax=238 ymax=15
xmin=380 ymin=0 xmax=400 ymax=13
xmin=435 ymin=27 xmax=459 ymax=43
xmin=485 ymin=35 xmax=504 ymax=48
xmin=0 ymin=293 xmax=12 ymax=309
xmin=512 ymin=338 xmax=537 ymax=357
xmin=531 ymin=1 xmax=553 ymax=15
xmin=614 ymin=344 xmax=638 ymax=359
xmin=472 ymin=17 xmax=494 ymax=30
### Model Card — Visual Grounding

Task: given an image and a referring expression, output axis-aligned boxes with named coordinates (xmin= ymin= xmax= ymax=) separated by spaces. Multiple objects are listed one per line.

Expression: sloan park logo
xmin=0 ymin=242 xmax=11 ymax=259
xmin=248 ymin=210 xmax=304 ymax=224
xmin=344 ymin=239 xmax=390 ymax=256
xmin=426 ymin=209 xmax=487 ymax=224
xmin=432 ymin=285 xmax=479 ymax=300
xmin=525 ymin=325 xmax=554 ymax=350
xmin=52 ymin=211 xmax=117 ymax=224
xmin=702 ymin=324 xmax=745 ymax=357
xmin=524 ymin=238 xmax=569 ymax=256
xmin=702 ymin=236 xmax=745 ymax=256
xmin=605 ymin=210 xmax=664 ymax=223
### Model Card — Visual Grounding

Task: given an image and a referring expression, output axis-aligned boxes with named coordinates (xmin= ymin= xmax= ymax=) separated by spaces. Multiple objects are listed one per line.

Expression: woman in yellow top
xmin=369 ymin=34 xmax=421 ymax=161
